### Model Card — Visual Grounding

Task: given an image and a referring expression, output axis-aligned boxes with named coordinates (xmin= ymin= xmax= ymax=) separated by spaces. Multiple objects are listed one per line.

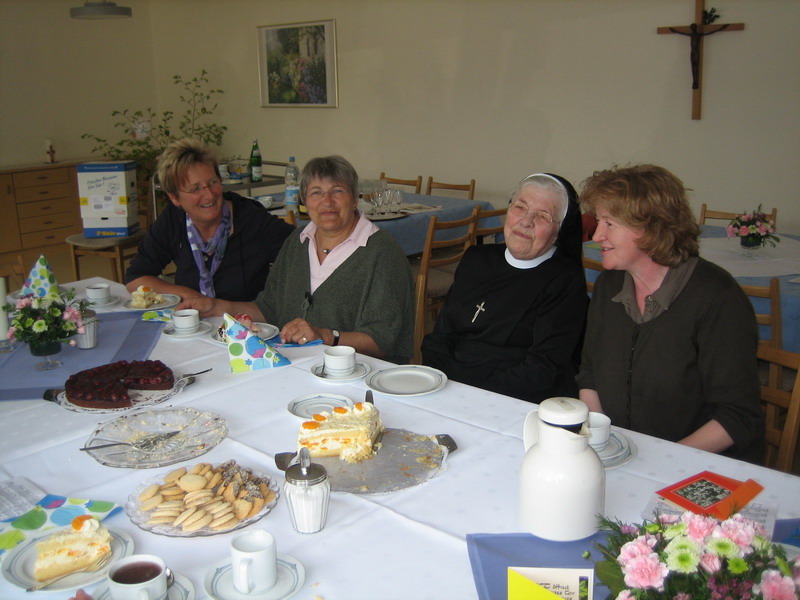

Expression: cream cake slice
xmin=34 ymin=515 xmax=112 ymax=582
xmin=298 ymin=401 xmax=383 ymax=463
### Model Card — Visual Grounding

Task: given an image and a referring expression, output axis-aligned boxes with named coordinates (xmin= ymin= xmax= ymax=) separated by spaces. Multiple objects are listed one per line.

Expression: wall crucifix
xmin=657 ymin=0 xmax=745 ymax=120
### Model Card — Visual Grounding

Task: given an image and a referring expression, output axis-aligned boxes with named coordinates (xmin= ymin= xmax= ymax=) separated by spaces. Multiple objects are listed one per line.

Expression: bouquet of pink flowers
xmin=726 ymin=205 xmax=780 ymax=248
xmin=592 ymin=512 xmax=800 ymax=600
xmin=3 ymin=291 xmax=87 ymax=345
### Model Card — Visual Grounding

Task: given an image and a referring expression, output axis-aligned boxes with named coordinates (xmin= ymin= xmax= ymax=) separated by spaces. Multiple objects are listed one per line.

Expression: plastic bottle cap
xmin=538 ymin=397 xmax=588 ymax=427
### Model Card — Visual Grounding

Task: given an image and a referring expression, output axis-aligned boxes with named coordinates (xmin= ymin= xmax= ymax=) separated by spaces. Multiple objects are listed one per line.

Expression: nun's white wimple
xmin=518 ymin=173 xmax=569 ymax=222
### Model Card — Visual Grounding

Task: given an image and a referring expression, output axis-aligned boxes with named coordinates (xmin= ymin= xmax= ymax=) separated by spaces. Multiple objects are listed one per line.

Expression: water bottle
xmin=249 ymin=140 xmax=262 ymax=182
xmin=284 ymin=156 xmax=300 ymax=217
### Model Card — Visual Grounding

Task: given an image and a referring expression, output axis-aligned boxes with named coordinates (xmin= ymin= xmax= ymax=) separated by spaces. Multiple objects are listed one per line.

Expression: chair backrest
xmin=740 ymin=278 xmax=782 ymax=349
xmin=474 ymin=206 xmax=505 ymax=244
xmin=279 ymin=211 xmax=297 ymax=226
xmin=757 ymin=345 xmax=800 ymax=473
xmin=426 ymin=177 xmax=476 ymax=200
xmin=581 ymin=255 xmax=604 ymax=294
xmin=379 ymin=172 xmax=422 ymax=194
xmin=699 ymin=203 xmax=778 ymax=228
xmin=413 ymin=207 xmax=479 ymax=363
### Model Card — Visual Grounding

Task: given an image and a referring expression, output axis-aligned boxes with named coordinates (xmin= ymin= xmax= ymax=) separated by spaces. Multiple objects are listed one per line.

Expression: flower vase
xmin=29 ymin=339 xmax=62 ymax=371
xmin=740 ymin=234 xmax=762 ymax=249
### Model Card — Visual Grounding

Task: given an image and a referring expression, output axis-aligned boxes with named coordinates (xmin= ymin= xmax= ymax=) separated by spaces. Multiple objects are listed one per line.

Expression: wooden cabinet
xmin=0 ymin=161 xmax=82 ymax=261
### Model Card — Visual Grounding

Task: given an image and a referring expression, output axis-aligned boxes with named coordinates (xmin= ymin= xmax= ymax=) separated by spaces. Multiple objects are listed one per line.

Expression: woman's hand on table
xmin=69 ymin=589 xmax=93 ymax=600
xmin=280 ymin=319 xmax=385 ymax=358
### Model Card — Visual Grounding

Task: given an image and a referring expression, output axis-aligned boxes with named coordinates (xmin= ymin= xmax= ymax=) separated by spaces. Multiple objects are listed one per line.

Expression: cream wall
xmin=2 ymin=0 xmax=798 ymax=232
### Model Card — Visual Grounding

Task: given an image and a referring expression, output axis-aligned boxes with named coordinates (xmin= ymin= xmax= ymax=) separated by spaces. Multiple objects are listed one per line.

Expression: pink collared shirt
xmin=300 ymin=211 xmax=380 ymax=293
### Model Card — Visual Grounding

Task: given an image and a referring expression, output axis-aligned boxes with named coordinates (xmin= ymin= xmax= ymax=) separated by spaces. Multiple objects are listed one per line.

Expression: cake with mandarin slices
xmin=33 ymin=515 xmax=112 ymax=582
xmin=298 ymin=401 xmax=383 ymax=463
xmin=129 ymin=285 xmax=164 ymax=309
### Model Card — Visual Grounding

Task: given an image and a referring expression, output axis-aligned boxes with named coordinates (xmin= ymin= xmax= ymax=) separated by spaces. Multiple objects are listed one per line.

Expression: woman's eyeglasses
xmin=180 ymin=178 xmax=222 ymax=196
xmin=306 ymin=188 xmax=350 ymax=202
xmin=508 ymin=201 xmax=558 ymax=226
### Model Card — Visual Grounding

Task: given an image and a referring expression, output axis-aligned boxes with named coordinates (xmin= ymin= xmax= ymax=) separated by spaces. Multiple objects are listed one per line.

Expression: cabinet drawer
xmin=15 ymin=182 xmax=74 ymax=203
xmin=19 ymin=212 xmax=78 ymax=234
xmin=16 ymin=196 xmax=75 ymax=219
xmin=21 ymin=224 xmax=78 ymax=249
xmin=13 ymin=167 xmax=71 ymax=188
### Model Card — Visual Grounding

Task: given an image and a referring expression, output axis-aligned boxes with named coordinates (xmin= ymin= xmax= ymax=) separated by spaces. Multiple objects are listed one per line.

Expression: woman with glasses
xmin=178 ymin=155 xmax=414 ymax=363
xmin=577 ymin=164 xmax=762 ymax=461
xmin=126 ymin=138 xmax=294 ymax=301
xmin=421 ymin=173 xmax=588 ymax=403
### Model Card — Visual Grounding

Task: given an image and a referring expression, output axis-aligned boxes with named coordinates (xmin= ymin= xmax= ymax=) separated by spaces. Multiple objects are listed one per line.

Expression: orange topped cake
xmin=298 ymin=402 xmax=383 ymax=463
xmin=34 ymin=515 xmax=112 ymax=582
xmin=129 ymin=285 xmax=164 ymax=309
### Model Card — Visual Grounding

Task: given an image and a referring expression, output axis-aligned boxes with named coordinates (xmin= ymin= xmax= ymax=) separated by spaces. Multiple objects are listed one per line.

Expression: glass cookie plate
xmin=125 ymin=465 xmax=279 ymax=537
xmin=58 ymin=377 xmax=189 ymax=414
xmin=83 ymin=407 xmax=228 ymax=468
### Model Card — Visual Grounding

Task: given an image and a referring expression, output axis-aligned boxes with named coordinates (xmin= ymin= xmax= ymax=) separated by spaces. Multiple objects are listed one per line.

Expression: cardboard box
xmin=82 ymin=213 xmax=140 ymax=238
xmin=78 ymin=161 xmax=138 ymax=218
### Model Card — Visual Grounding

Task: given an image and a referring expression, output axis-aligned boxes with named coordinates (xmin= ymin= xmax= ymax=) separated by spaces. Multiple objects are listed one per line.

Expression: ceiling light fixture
xmin=70 ymin=1 xmax=132 ymax=19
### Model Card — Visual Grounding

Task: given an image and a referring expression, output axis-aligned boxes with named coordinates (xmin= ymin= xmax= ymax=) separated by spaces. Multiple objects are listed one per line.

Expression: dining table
xmin=1 ymin=277 xmax=799 ymax=600
xmin=267 ymin=191 xmax=502 ymax=256
xmin=583 ymin=225 xmax=800 ymax=353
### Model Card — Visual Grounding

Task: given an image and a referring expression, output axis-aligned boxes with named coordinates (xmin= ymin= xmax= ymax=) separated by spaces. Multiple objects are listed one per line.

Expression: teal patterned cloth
xmin=141 ymin=309 xmax=173 ymax=322
xmin=223 ymin=313 xmax=290 ymax=371
xmin=20 ymin=255 xmax=60 ymax=299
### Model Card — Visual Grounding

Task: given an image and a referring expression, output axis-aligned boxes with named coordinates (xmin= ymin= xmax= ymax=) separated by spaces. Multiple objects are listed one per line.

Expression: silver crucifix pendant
xmin=472 ymin=301 xmax=485 ymax=323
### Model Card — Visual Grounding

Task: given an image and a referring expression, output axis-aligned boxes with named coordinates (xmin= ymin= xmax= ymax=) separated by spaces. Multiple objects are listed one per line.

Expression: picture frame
xmin=257 ymin=19 xmax=338 ymax=108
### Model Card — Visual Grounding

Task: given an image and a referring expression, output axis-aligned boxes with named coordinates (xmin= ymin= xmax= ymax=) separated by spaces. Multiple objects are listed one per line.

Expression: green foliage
xmin=81 ymin=70 xmax=227 ymax=181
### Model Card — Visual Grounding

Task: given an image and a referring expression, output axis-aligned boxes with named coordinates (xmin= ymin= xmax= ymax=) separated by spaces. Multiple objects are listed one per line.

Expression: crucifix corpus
xmin=657 ymin=0 xmax=744 ymax=120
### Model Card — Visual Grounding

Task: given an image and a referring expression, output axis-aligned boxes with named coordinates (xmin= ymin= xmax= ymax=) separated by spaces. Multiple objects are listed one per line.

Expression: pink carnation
xmin=618 ymin=536 xmax=657 ymax=565
xmin=658 ymin=514 xmax=681 ymax=525
xmin=616 ymin=591 xmax=634 ymax=600
xmin=622 ymin=553 xmax=668 ymax=590
xmin=699 ymin=552 xmax=722 ymax=574
xmin=753 ymin=570 xmax=797 ymax=600
xmin=738 ymin=225 xmax=749 ymax=236
xmin=15 ymin=297 xmax=32 ymax=309
xmin=759 ymin=224 xmax=769 ymax=235
xmin=718 ymin=515 xmax=757 ymax=550
xmin=62 ymin=306 xmax=80 ymax=322
xmin=681 ymin=511 xmax=718 ymax=543
xmin=6 ymin=326 xmax=14 ymax=342
xmin=726 ymin=225 xmax=736 ymax=238
xmin=69 ymin=340 xmax=77 ymax=347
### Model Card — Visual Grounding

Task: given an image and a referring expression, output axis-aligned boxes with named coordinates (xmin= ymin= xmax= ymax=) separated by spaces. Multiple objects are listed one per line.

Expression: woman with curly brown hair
xmin=576 ymin=164 xmax=763 ymax=462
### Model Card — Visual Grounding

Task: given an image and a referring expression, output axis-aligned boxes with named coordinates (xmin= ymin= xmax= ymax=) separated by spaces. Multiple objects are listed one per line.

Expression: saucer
xmin=311 ymin=362 xmax=371 ymax=382
xmin=163 ymin=321 xmax=213 ymax=339
xmin=204 ymin=555 xmax=305 ymax=600
xmin=87 ymin=295 xmax=121 ymax=307
xmin=93 ymin=572 xmax=194 ymax=600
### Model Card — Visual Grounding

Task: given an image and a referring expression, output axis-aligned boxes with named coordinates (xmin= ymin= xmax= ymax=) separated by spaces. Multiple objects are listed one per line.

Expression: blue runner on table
xmin=0 ymin=312 xmax=165 ymax=401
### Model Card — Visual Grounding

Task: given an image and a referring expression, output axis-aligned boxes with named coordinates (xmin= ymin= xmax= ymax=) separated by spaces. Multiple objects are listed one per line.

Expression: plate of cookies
xmin=125 ymin=460 xmax=279 ymax=537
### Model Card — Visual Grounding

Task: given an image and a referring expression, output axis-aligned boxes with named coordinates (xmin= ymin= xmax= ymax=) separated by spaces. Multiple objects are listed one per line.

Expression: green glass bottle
xmin=249 ymin=140 xmax=262 ymax=182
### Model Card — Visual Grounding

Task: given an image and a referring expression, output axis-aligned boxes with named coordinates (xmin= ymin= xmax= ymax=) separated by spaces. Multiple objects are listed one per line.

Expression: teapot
xmin=519 ymin=397 xmax=605 ymax=541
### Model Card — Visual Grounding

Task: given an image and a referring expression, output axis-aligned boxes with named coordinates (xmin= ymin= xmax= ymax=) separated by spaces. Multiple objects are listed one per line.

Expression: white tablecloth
xmin=699 ymin=236 xmax=800 ymax=277
xmin=1 ymin=278 xmax=799 ymax=600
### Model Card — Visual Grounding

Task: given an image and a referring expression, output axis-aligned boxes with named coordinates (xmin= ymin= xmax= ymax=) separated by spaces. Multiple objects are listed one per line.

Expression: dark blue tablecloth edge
xmin=0 ymin=312 xmax=164 ymax=401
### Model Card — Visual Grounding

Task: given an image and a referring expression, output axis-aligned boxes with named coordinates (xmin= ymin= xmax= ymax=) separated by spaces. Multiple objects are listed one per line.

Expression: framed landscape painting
xmin=257 ymin=20 xmax=338 ymax=108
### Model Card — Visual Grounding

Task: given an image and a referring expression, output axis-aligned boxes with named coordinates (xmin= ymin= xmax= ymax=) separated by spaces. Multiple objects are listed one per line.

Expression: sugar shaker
xmin=284 ymin=447 xmax=330 ymax=533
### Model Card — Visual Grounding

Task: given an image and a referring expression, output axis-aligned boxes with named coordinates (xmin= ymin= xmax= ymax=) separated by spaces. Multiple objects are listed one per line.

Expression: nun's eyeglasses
xmin=508 ymin=201 xmax=558 ymax=226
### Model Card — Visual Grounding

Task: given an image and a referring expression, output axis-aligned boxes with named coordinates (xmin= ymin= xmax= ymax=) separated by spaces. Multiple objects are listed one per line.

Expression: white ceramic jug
xmin=519 ymin=397 xmax=605 ymax=541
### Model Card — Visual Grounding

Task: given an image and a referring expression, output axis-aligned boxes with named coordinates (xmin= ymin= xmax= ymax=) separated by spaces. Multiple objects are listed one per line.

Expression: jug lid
xmin=539 ymin=397 xmax=589 ymax=428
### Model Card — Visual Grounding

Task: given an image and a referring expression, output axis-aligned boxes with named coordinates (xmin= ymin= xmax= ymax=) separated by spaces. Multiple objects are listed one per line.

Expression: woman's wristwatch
xmin=331 ymin=329 xmax=340 ymax=346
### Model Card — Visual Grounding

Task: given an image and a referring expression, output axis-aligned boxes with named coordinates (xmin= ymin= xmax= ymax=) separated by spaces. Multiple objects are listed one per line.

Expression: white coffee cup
xmin=172 ymin=308 xmax=200 ymax=333
xmin=231 ymin=529 xmax=278 ymax=594
xmin=323 ymin=345 xmax=356 ymax=377
xmin=108 ymin=554 xmax=169 ymax=600
xmin=257 ymin=195 xmax=273 ymax=208
xmin=86 ymin=283 xmax=111 ymax=303
xmin=587 ymin=412 xmax=612 ymax=451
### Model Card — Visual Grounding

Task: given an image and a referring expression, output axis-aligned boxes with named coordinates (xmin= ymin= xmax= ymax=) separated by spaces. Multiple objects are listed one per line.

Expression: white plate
xmin=86 ymin=295 xmax=121 ymax=307
xmin=126 ymin=465 xmax=279 ymax=537
xmin=1 ymin=526 xmax=134 ymax=592
xmin=204 ymin=555 xmax=305 ymax=600
xmin=288 ymin=393 xmax=354 ymax=418
xmin=210 ymin=322 xmax=280 ymax=346
xmin=310 ymin=362 xmax=371 ymax=382
xmin=124 ymin=294 xmax=181 ymax=311
xmin=163 ymin=321 xmax=214 ymax=339
xmin=366 ymin=212 xmax=408 ymax=221
xmin=365 ymin=365 xmax=447 ymax=397
xmin=94 ymin=572 xmax=195 ymax=600
xmin=597 ymin=431 xmax=637 ymax=470
xmin=58 ymin=377 xmax=188 ymax=414
xmin=82 ymin=407 xmax=228 ymax=468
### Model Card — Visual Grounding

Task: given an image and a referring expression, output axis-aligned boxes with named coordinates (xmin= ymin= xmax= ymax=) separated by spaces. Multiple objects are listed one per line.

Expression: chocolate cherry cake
xmin=64 ymin=360 xmax=174 ymax=408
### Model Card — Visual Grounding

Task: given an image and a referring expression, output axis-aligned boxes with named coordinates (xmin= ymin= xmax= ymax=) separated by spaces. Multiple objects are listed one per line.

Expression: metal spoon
xmin=79 ymin=430 xmax=180 ymax=452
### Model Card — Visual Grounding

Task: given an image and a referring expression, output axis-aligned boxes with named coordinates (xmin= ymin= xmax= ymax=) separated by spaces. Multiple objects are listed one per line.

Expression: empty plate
xmin=365 ymin=365 xmax=447 ymax=397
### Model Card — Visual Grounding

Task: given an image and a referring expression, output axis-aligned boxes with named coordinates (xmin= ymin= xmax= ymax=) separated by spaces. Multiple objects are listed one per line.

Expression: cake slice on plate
xmin=298 ymin=401 xmax=383 ymax=463
xmin=34 ymin=515 xmax=112 ymax=582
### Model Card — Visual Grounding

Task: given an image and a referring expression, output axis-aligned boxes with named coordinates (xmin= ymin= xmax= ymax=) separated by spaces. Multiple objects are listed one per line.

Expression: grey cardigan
xmin=255 ymin=228 xmax=414 ymax=363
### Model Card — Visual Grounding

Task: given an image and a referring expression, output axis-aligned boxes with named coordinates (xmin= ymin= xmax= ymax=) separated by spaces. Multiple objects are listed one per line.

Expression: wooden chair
xmin=65 ymin=230 xmax=146 ymax=283
xmin=379 ymin=172 xmax=422 ymax=194
xmin=412 ymin=207 xmax=479 ymax=364
xmin=757 ymin=345 xmax=800 ymax=473
xmin=279 ymin=211 xmax=297 ymax=226
xmin=426 ymin=177 xmax=476 ymax=200
xmin=741 ymin=278 xmax=782 ymax=349
xmin=474 ymin=206 xmax=505 ymax=245
xmin=581 ymin=255 xmax=604 ymax=294
xmin=699 ymin=203 xmax=778 ymax=227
